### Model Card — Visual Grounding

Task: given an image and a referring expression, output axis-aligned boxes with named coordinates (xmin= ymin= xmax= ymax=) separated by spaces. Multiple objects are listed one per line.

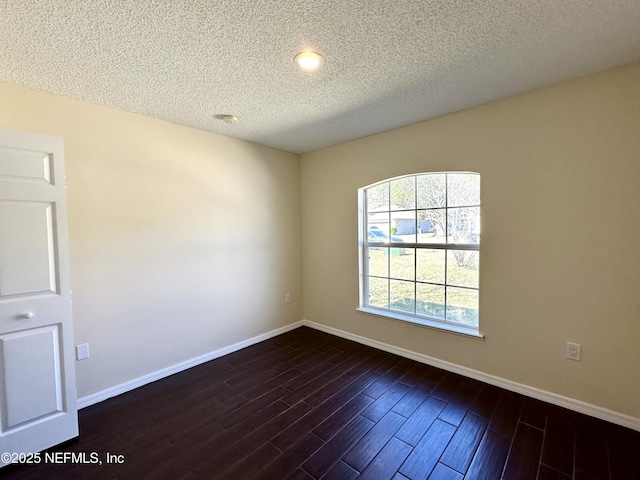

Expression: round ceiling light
xmin=293 ymin=51 xmax=325 ymax=72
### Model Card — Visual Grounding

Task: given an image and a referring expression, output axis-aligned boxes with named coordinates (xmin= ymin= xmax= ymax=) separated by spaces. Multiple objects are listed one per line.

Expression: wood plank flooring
xmin=3 ymin=326 xmax=640 ymax=479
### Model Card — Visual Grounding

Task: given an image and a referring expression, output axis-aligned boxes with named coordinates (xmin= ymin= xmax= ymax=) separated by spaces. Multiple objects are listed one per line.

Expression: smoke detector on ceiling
xmin=214 ymin=114 xmax=238 ymax=124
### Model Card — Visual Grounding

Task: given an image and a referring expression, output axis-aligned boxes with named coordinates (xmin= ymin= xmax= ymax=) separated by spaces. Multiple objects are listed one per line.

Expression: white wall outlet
xmin=566 ymin=342 xmax=581 ymax=361
xmin=284 ymin=293 xmax=291 ymax=304
xmin=76 ymin=343 xmax=90 ymax=360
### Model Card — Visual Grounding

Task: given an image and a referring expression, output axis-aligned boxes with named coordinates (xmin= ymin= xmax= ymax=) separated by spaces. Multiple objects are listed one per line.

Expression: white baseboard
xmin=302 ymin=319 xmax=640 ymax=432
xmin=77 ymin=318 xmax=639 ymax=432
xmin=77 ymin=321 xmax=304 ymax=409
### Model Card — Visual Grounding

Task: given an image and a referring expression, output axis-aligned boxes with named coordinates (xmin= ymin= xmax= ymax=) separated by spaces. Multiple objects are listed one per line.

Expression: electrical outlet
xmin=76 ymin=343 xmax=90 ymax=360
xmin=566 ymin=342 xmax=581 ymax=361
xmin=284 ymin=293 xmax=291 ymax=304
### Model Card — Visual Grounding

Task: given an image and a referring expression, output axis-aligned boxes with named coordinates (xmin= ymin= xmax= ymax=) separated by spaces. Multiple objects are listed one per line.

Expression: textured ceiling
xmin=1 ymin=1 xmax=639 ymax=154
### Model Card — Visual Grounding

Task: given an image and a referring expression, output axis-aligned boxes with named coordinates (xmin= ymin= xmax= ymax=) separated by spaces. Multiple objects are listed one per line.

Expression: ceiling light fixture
xmin=293 ymin=51 xmax=324 ymax=72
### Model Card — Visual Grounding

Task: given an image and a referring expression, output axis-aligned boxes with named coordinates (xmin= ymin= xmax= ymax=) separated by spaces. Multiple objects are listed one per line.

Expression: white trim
xmin=356 ymin=307 xmax=484 ymax=339
xmin=77 ymin=318 xmax=640 ymax=432
xmin=77 ymin=321 xmax=304 ymax=409
xmin=302 ymin=319 xmax=640 ymax=432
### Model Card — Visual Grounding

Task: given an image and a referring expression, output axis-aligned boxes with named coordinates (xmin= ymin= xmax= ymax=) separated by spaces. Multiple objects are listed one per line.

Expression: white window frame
xmin=357 ymin=172 xmax=483 ymax=339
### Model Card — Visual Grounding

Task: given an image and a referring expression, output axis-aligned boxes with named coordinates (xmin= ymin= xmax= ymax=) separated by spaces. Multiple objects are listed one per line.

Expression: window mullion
xmin=396 ymin=243 xmax=479 ymax=251
xmin=444 ymin=174 xmax=448 ymax=323
xmin=413 ymin=246 xmax=417 ymax=315
xmin=384 ymin=245 xmax=389 ymax=309
xmin=445 ymin=173 xmax=449 ymax=241
xmin=387 ymin=187 xmax=391 ymax=309
xmin=414 ymin=176 xmax=418 ymax=315
xmin=444 ymin=247 xmax=448 ymax=323
xmin=363 ymin=190 xmax=369 ymax=307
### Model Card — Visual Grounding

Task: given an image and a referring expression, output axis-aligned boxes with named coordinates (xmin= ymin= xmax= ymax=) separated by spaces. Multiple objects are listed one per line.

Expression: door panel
xmin=0 ymin=326 xmax=62 ymax=430
xmin=0 ymin=147 xmax=53 ymax=185
xmin=0 ymin=201 xmax=58 ymax=296
xmin=0 ymin=128 xmax=77 ymax=465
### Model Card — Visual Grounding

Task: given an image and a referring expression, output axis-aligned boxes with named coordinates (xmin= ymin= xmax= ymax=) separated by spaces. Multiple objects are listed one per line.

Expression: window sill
xmin=356 ymin=307 xmax=484 ymax=340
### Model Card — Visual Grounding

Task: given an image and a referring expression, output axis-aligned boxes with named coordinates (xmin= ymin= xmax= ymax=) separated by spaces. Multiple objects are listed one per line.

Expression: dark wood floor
xmin=4 ymin=326 xmax=640 ymax=479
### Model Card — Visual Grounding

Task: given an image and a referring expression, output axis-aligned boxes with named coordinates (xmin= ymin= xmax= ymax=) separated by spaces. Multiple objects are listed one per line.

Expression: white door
xmin=0 ymin=128 xmax=78 ymax=465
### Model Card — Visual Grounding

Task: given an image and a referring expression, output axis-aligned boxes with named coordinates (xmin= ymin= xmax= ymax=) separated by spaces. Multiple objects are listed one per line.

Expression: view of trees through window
xmin=362 ymin=172 xmax=480 ymax=330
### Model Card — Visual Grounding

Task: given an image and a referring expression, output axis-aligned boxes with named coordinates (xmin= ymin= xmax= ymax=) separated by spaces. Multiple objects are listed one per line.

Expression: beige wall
xmin=2 ymin=63 xmax=639 ymax=419
xmin=0 ymin=82 xmax=302 ymax=398
xmin=301 ymin=63 xmax=640 ymax=418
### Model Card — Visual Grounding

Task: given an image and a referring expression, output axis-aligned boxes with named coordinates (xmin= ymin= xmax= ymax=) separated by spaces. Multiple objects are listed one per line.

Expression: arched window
xmin=358 ymin=172 xmax=481 ymax=337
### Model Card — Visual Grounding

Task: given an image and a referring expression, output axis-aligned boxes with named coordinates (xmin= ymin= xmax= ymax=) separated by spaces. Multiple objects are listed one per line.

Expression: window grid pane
xmin=390 ymin=279 xmax=415 ymax=314
xmin=417 ymin=283 xmax=445 ymax=319
xmin=367 ymin=182 xmax=389 ymax=212
xmin=367 ymin=277 xmax=389 ymax=308
xmin=390 ymin=248 xmax=415 ymax=281
xmin=446 ymin=250 xmax=479 ymax=288
xmin=367 ymin=247 xmax=389 ymax=278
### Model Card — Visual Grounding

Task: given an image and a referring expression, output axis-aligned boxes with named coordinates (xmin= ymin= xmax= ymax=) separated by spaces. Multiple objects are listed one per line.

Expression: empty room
xmin=1 ymin=1 xmax=639 ymax=479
